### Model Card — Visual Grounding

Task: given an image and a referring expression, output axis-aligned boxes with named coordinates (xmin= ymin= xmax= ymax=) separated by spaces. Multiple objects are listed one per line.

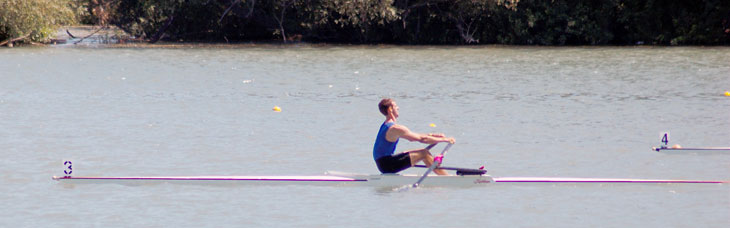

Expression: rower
xmin=373 ymin=98 xmax=455 ymax=175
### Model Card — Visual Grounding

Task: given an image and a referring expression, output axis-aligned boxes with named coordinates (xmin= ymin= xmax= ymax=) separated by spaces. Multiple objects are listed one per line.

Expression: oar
xmin=411 ymin=143 xmax=452 ymax=188
xmin=424 ymin=143 xmax=437 ymax=150
xmin=413 ymin=165 xmax=486 ymax=175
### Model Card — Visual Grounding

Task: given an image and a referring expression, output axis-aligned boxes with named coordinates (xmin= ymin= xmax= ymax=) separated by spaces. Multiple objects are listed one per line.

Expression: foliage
xmin=493 ymin=0 xmax=616 ymax=45
xmin=0 ymin=0 xmax=76 ymax=42
xmin=614 ymin=0 xmax=730 ymax=45
xmin=54 ymin=0 xmax=730 ymax=45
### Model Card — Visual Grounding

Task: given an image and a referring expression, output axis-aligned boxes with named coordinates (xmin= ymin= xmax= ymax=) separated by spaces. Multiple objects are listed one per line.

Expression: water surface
xmin=1 ymin=45 xmax=728 ymax=227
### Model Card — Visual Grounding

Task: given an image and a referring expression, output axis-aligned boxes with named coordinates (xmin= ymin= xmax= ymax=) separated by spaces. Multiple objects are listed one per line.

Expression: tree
xmin=0 ymin=0 xmax=75 ymax=45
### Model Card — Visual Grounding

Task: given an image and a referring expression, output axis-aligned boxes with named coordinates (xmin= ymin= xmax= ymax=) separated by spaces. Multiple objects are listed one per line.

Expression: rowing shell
xmin=52 ymin=172 xmax=725 ymax=187
xmin=653 ymin=146 xmax=730 ymax=152
xmin=52 ymin=172 xmax=494 ymax=187
xmin=652 ymin=133 xmax=730 ymax=152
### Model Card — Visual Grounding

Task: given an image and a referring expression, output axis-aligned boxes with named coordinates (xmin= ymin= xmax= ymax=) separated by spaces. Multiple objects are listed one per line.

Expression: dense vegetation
xmin=2 ymin=0 xmax=729 ymax=45
xmin=0 ymin=0 xmax=75 ymax=44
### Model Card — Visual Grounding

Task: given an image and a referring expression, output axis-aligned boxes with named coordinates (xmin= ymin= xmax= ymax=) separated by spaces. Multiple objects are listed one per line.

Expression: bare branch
xmin=272 ymin=0 xmax=295 ymax=42
xmin=66 ymin=29 xmax=77 ymax=38
xmin=0 ymin=34 xmax=31 ymax=47
xmin=72 ymin=26 xmax=108 ymax=44
xmin=150 ymin=16 xmax=175 ymax=44
xmin=219 ymin=0 xmax=241 ymax=24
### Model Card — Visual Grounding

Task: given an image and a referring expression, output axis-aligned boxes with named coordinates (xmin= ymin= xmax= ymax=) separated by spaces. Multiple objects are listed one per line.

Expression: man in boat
xmin=373 ymin=98 xmax=455 ymax=175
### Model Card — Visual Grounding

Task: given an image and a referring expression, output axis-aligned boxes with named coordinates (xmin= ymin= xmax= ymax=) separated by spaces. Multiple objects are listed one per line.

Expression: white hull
xmin=52 ymin=173 xmax=725 ymax=186
xmin=327 ymin=171 xmax=494 ymax=187
xmin=52 ymin=172 xmax=494 ymax=187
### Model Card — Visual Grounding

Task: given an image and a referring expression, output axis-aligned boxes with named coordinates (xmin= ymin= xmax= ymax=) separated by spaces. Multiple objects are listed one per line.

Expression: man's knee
xmin=408 ymin=149 xmax=429 ymax=160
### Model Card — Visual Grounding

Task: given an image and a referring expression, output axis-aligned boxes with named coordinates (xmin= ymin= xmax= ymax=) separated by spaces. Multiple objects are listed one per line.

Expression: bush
xmin=0 ymin=0 xmax=76 ymax=43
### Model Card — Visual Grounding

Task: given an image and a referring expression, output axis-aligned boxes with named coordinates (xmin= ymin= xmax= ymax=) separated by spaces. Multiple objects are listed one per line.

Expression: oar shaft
xmin=412 ymin=143 xmax=452 ymax=187
xmin=425 ymin=143 xmax=437 ymax=150
xmin=413 ymin=165 xmax=485 ymax=173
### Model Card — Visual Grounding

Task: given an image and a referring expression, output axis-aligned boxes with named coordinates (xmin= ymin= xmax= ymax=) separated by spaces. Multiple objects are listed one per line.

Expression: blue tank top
xmin=373 ymin=122 xmax=399 ymax=160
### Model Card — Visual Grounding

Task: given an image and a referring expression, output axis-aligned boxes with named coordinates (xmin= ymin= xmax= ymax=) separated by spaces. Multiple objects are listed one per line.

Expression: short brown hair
xmin=378 ymin=98 xmax=394 ymax=116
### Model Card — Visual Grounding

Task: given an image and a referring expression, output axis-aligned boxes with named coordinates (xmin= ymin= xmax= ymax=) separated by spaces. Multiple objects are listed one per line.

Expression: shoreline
xmin=2 ymin=26 xmax=726 ymax=48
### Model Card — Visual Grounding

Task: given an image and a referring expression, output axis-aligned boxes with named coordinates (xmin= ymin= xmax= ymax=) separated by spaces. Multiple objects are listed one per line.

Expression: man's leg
xmin=406 ymin=149 xmax=448 ymax=175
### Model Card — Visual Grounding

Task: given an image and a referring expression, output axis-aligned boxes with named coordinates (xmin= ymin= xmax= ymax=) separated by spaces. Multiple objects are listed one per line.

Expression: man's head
xmin=378 ymin=98 xmax=398 ymax=118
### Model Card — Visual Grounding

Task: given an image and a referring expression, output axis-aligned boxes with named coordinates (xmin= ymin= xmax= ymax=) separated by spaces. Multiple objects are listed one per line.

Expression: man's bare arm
xmin=392 ymin=125 xmax=454 ymax=144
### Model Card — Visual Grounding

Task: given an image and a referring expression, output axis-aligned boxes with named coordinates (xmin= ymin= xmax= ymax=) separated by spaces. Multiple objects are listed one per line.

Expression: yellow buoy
xmin=671 ymin=144 xmax=682 ymax=149
xmin=724 ymin=91 xmax=730 ymax=96
xmin=429 ymin=123 xmax=436 ymax=127
xmin=272 ymin=106 xmax=282 ymax=112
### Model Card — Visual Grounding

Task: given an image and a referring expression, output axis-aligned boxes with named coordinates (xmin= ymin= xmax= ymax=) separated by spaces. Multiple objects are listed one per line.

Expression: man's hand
xmin=446 ymin=137 xmax=456 ymax=144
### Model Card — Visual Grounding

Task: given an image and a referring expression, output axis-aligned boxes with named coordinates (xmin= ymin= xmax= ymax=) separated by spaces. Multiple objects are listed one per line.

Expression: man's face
xmin=390 ymin=102 xmax=399 ymax=118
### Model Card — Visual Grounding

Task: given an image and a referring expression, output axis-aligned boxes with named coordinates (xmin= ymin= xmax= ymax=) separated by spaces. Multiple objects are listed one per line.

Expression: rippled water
xmin=1 ymin=45 xmax=728 ymax=227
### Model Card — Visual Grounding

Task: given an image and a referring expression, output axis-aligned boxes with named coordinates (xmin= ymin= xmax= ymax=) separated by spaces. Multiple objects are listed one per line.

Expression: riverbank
xmin=1 ymin=26 xmax=129 ymax=47
xmin=52 ymin=26 xmax=133 ymax=45
xmin=49 ymin=26 xmax=307 ymax=48
xmin=1 ymin=25 xmax=725 ymax=48
xmin=3 ymin=1 xmax=729 ymax=47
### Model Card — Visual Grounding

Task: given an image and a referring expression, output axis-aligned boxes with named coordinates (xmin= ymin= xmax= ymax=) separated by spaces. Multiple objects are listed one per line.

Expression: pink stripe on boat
xmin=54 ymin=176 xmax=367 ymax=182
xmin=494 ymin=177 xmax=727 ymax=184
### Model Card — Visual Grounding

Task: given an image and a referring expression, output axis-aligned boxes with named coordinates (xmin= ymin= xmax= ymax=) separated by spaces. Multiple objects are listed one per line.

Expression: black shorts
xmin=375 ymin=152 xmax=412 ymax=174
